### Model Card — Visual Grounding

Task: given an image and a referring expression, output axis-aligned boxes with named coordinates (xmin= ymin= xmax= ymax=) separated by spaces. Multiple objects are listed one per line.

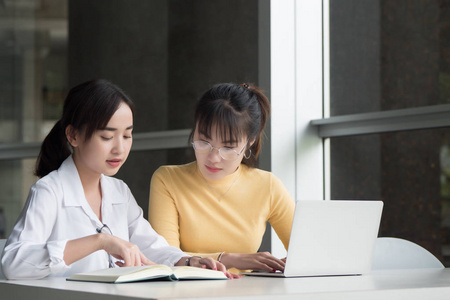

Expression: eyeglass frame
xmin=191 ymin=140 xmax=248 ymax=161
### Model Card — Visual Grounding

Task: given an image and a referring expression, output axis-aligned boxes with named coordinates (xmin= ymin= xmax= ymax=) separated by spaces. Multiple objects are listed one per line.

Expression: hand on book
xmin=100 ymin=234 xmax=156 ymax=267
xmin=177 ymin=256 xmax=240 ymax=279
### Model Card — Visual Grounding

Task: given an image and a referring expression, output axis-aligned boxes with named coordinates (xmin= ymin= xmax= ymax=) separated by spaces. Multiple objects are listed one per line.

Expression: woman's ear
xmin=65 ymin=125 xmax=79 ymax=147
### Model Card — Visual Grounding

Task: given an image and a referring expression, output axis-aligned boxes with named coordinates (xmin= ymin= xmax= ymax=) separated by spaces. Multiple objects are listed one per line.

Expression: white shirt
xmin=1 ymin=156 xmax=185 ymax=279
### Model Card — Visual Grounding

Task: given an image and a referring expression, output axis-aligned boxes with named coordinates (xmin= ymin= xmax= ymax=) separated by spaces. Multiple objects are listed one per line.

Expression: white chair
xmin=372 ymin=237 xmax=444 ymax=270
xmin=0 ymin=239 xmax=7 ymax=279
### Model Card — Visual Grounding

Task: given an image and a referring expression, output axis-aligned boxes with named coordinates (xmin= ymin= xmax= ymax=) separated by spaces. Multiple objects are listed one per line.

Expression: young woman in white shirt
xmin=1 ymin=79 xmax=231 ymax=280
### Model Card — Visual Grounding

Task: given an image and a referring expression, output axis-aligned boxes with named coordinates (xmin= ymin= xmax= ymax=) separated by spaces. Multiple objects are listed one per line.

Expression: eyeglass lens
xmin=192 ymin=141 xmax=245 ymax=161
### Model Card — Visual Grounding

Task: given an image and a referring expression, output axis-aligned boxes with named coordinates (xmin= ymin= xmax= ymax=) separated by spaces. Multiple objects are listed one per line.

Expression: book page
xmin=67 ymin=265 xmax=228 ymax=283
xmin=172 ymin=266 xmax=228 ymax=280
xmin=67 ymin=265 xmax=173 ymax=283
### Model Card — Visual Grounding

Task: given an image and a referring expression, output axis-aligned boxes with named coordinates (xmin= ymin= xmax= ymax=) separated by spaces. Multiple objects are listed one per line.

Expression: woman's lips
xmin=205 ymin=165 xmax=221 ymax=173
xmin=107 ymin=159 xmax=121 ymax=167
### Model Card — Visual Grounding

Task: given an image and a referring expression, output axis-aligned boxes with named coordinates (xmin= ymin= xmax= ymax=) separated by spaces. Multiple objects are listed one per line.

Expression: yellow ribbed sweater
xmin=148 ymin=162 xmax=295 ymax=265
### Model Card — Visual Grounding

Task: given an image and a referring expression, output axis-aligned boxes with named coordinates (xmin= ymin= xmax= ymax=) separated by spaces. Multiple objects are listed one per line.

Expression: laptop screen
xmin=283 ymin=200 xmax=383 ymax=277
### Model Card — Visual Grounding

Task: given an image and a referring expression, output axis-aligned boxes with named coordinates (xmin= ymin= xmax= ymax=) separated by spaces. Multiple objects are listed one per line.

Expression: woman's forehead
xmin=196 ymin=123 xmax=246 ymax=143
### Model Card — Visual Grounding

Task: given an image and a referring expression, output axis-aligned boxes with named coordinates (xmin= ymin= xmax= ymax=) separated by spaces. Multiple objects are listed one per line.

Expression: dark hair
xmin=189 ymin=83 xmax=270 ymax=167
xmin=35 ymin=79 xmax=135 ymax=178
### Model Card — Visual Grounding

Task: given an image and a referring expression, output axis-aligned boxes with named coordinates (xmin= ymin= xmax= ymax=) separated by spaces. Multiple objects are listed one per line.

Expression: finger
xmin=222 ymin=271 xmax=240 ymax=279
xmin=265 ymin=261 xmax=285 ymax=272
xmin=252 ymin=257 xmax=283 ymax=272
xmin=259 ymin=259 xmax=285 ymax=272
xmin=115 ymin=261 xmax=124 ymax=267
xmin=259 ymin=252 xmax=285 ymax=266
xmin=214 ymin=261 xmax=227 ymax=273
xmin=140 ymin=253 xmax=156 ymax=265
xmin=199 ymin=257 xmax=217 ymax=270
xmin=255 ymin=262 xmax=277 ymax=272
xmin=122 ymin=250 xmax=133 ymax=267
xmin=268 ymin=258 xmax=286 ymax=270
xmin=111 ymin=254 xmax=125 ymax=260
xmin=257 ymin=254 xmax=285 ymax=271
xmin=134 ymin=251 xmax=142 ymax=266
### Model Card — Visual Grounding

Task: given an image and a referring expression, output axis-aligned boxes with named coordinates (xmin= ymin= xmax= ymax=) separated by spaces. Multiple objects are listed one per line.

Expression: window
xmin=0 ymin=0 xmax=268 ymax=240
xmin=311 ymin=0 xmax=450 ymax=266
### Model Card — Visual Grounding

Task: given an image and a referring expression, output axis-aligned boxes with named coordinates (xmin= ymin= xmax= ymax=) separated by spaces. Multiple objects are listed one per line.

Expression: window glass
xmin=330 ymin=0 xmax=450 ymax=116
xmin=0 ymin=158 xmax=37 ymax=239
xmin=0 ymin=0 xmax=68 ymax=144
xmin=0 ymin=0 xmax=264 ymax=239
xmin=0 ymin=0 xmax=68 ymax=238
xmin=330 ymin=128 xmax=450 ymax=266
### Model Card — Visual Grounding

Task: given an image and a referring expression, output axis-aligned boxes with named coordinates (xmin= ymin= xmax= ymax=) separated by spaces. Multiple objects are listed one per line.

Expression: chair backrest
xmin=0 ymin=239 xmax=6 ymax=279
xmin=371 ymin=237 xmax=444 ymax=270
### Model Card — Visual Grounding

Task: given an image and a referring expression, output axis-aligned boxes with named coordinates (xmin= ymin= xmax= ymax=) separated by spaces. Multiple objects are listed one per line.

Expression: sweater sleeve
xmin=267 ymin=174 xmax=295 ymax=250
xmin=148 ymin=167 xmax=182 ymax=249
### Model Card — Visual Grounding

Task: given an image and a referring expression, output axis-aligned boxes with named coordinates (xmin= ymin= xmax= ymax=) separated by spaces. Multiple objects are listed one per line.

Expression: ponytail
xmin=245 ymin=84 xmax=270 ymax=162
xmin=34 ymin=120 xmax=71 ymax=178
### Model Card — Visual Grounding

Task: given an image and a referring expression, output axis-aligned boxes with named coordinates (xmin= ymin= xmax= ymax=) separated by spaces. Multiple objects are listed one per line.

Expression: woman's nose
xmin=112 ymin=138 xmax=125 ymax=154
xmin=207 ymin=147 xmax=222 ymax=162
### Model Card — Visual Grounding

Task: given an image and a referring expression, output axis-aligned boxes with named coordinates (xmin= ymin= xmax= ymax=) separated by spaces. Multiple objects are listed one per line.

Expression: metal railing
xmin=0 ymin=129 xmax=191 ymax=161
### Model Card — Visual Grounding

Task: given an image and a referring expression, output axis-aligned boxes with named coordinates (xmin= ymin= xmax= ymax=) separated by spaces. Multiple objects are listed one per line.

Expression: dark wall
xmin=68 ymin=0 xmax=260 ymax=218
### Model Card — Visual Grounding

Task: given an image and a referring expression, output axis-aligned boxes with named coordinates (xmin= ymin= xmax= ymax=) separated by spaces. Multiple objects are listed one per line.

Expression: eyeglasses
xmin=96 ymin=224 xmax=115 ymax=268
xmin=191 ymin=140 xmax=247 ymax=161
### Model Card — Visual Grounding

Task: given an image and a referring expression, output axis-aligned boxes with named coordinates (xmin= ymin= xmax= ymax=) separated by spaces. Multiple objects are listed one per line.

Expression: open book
xmin=66 ymin=265 xmax=228 ymax=283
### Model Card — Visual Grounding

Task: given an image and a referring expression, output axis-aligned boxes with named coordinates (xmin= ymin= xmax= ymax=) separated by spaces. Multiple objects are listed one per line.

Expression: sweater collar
xmin=195 ymin=162 xmax=243 ymax=188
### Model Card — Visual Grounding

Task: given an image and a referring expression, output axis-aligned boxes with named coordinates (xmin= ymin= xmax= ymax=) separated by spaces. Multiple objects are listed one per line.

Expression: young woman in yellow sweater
xmin=149 ymin=83 xmax=295 ymax=274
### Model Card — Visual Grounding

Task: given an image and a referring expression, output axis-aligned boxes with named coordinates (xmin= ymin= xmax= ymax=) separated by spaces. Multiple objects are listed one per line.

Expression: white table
xmin=1 ymin=269 xmax=450 ymax=300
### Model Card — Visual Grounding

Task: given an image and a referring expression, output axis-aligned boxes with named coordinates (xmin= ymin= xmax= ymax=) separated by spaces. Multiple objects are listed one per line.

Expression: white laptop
xmin=242 ymin=200 xmax=383 ymax=277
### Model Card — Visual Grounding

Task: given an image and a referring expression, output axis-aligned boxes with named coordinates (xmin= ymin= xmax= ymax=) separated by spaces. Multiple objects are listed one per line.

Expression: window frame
xmin=272 ymin=0 xmax=450 ymax=257
xmin=269 ymin=0 xmax=325 ymax=258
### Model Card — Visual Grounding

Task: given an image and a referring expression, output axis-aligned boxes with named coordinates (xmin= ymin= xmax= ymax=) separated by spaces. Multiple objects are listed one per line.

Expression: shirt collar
xmin=58 ymin=156 xmax=86 ymax=207
xmin=58 ymin=156 xmax=126 ymax=207
xmin=100 ymin=174 xmax=127 ymax=204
